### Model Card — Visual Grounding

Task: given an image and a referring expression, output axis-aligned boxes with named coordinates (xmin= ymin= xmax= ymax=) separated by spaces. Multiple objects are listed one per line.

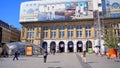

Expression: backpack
xmin=43 ymin=52 xmax=48 ymax=56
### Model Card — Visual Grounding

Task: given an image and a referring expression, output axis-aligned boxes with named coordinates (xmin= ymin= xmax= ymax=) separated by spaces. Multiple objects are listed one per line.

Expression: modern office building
xmin=19 ymin=0 xmax=120 ymax=53
xmin=0 ymin=20 xmax=21 ymax=43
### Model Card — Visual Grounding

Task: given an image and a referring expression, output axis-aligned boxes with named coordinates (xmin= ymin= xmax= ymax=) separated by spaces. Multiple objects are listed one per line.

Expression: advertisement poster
xmin=104 ymin=0 xmax=120 ymax=17
xmin=20 ymin=1 xmax=93 ymax=22
xmin=26 ymin=46 xmax=33 ymax=56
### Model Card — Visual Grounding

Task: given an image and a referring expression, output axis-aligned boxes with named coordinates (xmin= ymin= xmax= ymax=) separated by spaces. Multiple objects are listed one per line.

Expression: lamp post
xmin=98 ymin=10 xmax=101 ymax=48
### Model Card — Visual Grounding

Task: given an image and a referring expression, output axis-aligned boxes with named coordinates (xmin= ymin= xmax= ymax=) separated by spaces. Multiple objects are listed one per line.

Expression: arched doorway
xmin=77 ymin=41 xmax=83 ymax=52
xmin=86 ymin=40 xmax=92 ymax=52
xmin=68 ymin=41 xmax=74 ymax=52
xmin=59 ymin=41 xmax=65 ymax=53
xmin=42 ymin=42 xmax=48 ymax=50
xmin=50 ymin=41 xmax=56 ymax=54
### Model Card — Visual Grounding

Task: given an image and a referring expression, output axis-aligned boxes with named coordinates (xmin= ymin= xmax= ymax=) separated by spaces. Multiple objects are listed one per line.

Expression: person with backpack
xmin=43 ymin=50 xmax=48 ymax=63
xmin=13 ymin=50 xmax=19 ymax=61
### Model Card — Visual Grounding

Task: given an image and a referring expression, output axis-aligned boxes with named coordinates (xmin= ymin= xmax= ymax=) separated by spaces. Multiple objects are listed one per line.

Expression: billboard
xmin=102 ymin=0 xmax=120 ymax=17
xmin=19 ymin=1 xmax=93 ymax=22
xmin=26 ymin=46 xmax=33 ymax=56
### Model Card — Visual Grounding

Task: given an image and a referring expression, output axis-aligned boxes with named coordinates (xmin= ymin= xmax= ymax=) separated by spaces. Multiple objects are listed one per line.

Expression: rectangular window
xmin=51 ymin=32 xmax=56 ymax=38
xmin=68 ymin=31 xmax=73 ymax=37
xmin=89 ymin=30 xmax=91 ymax=37
xmin=43 ymin=32 xmax=48 ymax=38
xmin=86 ymin=30 xmax=91 ymax=37
xmin=86 ymin=30 xmax=89 ymax=37
xmin=27 ymin=32 xmax=34 ymax=38
xmin=77 ymin=31 xmax=82 ymax=37
xmin=31 ymin=32 xmax=34 ymax=38
xmin=59 ymin=31 xmax=64 ymax=38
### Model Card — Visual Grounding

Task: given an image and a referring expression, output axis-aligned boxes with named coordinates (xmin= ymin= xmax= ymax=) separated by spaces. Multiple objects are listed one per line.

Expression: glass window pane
xmin=76 ymin=25 xmax=82 ymax=29
xmin=68 ymin=25 xmax=73 ymax=30
xmin=86 ymin=25 xmax=91 ymax=29
xmin=51 ymin=26 xmax=56 ymax=30
xmin=43 ymin=26 xmax=48 ymax=30
xmin=59 ymin=26 xmax=65 ymax=30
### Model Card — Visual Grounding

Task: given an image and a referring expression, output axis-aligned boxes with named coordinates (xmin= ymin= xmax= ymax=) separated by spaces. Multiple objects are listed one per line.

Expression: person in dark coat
xmin=43 ymin=50 xmax=48 ymax=63
xmin=13 ymin=50 xmax=19 ymax=61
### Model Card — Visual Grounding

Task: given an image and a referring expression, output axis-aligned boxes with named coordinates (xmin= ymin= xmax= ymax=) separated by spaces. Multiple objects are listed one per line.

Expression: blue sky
xmin=0 ymin=0 xmax=120 ymax=30
xmin=0 ymin=0 xmax=31 ymax=30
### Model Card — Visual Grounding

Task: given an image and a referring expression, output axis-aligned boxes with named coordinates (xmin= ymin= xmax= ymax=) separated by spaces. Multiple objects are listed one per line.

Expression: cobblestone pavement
xmin=0 ymin=53 xmax=82 ymax=68
xmin=0 ymin=53 xmax=120 ymax=68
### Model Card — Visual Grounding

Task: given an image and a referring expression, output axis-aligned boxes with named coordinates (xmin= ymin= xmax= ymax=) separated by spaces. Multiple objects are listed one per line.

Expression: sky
xmin=0 ymin=0 xmax=31 ymax=30
xmin=0 ymin=0 xmax=120 ymax=30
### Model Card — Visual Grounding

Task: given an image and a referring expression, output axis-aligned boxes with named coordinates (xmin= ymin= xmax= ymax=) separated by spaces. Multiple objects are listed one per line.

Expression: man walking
xmin=13 ymin=50 xmax=19 ymax=61
xmin=43 ymin=50 xmax=48 ymax=63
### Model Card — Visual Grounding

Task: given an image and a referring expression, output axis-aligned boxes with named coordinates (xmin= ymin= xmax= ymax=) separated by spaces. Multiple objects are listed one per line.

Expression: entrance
xmin=68 ymin=41 xmax=74 ymax=52
xmin=50 ymin=41 xmax=56 ymax=54
xmin=59 ymin=41 xmax=65 ymax=53
xmin=42 ymin=42 xmax=47 ymax=50
xmin=77 ymin=41 xmax=83 ymax=52
xmin=86 ymin=40 xmax=92 ymax=52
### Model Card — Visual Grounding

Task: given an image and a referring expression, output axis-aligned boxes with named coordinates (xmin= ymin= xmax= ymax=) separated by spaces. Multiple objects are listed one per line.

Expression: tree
xmin=104 ymin=28 xmax=118 ymax=49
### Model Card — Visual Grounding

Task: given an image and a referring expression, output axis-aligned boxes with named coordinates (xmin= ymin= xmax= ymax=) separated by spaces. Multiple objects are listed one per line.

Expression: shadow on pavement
xmin=48 ymin=67 xmax=62 ymax=68
xmin=47 ymin=61 xmax=60 ymax=63
xmin=87 ymin=61 xmax=98 ymax=64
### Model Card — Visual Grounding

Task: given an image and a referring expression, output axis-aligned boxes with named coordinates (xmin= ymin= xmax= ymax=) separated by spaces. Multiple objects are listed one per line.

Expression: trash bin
xmin=88 ymin=48 xmax=93 ymax=54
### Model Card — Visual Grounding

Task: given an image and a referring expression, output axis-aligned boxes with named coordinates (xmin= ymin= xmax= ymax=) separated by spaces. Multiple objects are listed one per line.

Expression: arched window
xmin=85 ymin=25 xmax=91 ymax=29
xmin=59 ymin=26 xmax=65 ymax=30
xmin=68 ymin=25 xmax=74 ymax=30
xmin=43 ymin=26 xmax=48 ymax=30
xmin=51 ymin=26 xmax=56 ymax=30
xmin=76 ymin=25 xmax=82 ymax=29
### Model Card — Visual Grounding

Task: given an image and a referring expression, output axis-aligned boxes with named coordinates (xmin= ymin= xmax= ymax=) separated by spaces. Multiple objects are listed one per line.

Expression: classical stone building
xmin=20 ymin=0 xmax=120 ymax=52
xmin=0 ymin=20 xmax=21 ymax=43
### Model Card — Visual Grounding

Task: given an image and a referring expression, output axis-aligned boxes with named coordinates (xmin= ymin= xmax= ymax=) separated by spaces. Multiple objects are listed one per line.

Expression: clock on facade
xmin=112 ymin=3 xmax=119 ymax=9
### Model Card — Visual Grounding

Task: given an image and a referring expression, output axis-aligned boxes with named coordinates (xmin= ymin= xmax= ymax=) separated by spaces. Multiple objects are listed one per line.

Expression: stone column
xmin=47 ymin=42 xmax=50 ymax=53
xmin=74 ymin=43 xmax=77 ymax=52
xmin=56 ymin=41 xmax=59 ymax=52
xmin=65 ymin=25 xmax=68 ymax=38
xmin=82 ymin=26 xmax=86 ymax=38
xmin=56 ymin=26 xmax=59 ymax=39
xmin=48 ymin=27 xmax=51 ymax=38
xmin=91 ymin=27 xmax=94 ymax=38
xmin=73 ymin=25 xmax=76 ymax=38
xmin=65 ymin=41 xmax=68 ymax=52
xmin=24 ymin=27 xmax=27 ymax=39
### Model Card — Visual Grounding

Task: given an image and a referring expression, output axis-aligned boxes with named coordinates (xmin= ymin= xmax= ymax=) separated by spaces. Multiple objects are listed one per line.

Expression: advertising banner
xmin=26 ymin=46 xmax=33 ymax=56
xmin=20 ymin=1 xmax=93 ymax=22
xmin=104 ymin=0 xmax=120 ymax=17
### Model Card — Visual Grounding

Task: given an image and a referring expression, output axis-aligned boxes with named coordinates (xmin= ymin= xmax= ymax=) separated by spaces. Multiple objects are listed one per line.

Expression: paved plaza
xmin=0 ymin=53 xmax=120 ymax=68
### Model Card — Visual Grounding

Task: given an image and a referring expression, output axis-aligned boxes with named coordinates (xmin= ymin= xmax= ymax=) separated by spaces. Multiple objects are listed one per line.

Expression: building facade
xmin=20 ymin=0 xmax=120 ymax=52
xmin=0 ymin=20 xmax=21 ymax=43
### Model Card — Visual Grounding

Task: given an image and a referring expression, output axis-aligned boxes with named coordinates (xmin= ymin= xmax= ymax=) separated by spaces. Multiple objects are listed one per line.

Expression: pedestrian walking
xmin=13 ymin=50 xmax=19 ymax=61
xmin=82 ymin=44 xmax=87 ymax=63
xmin=43 ymin=50 xmax=48 ymax=63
